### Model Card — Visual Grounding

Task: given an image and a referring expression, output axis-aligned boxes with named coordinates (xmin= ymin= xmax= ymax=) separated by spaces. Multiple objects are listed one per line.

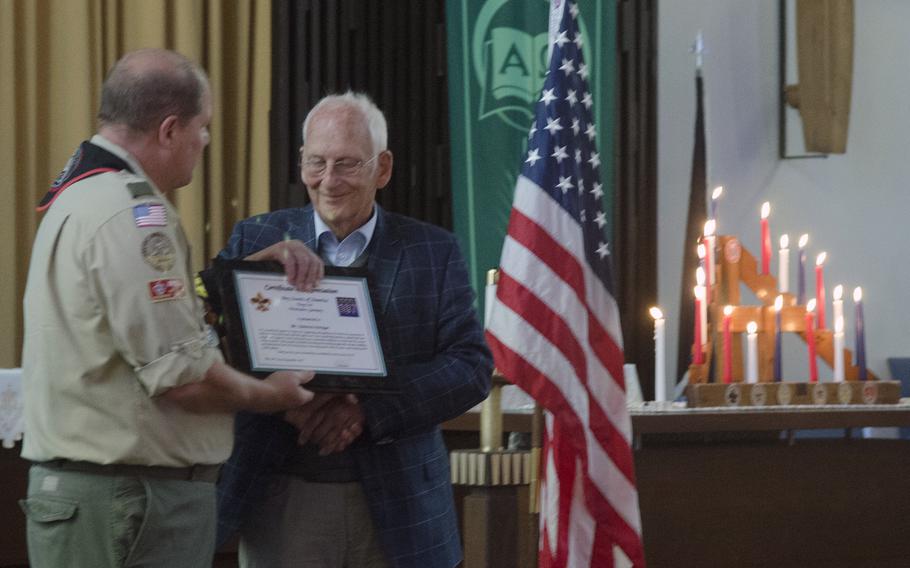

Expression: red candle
xmin=806 ymin=299 xmax=819 ymax=382
xmin=815 ymin=252 xmax=827 ymax=329
xmin=722 ymin=305 xmax=734 ymax=383
xmin=693 ymin=286 xmax=704 ymax=364
xmin=760 ymin=202 xmax=771 ymax=275
xmin=698 ymin=243 xmax=710 ymax=303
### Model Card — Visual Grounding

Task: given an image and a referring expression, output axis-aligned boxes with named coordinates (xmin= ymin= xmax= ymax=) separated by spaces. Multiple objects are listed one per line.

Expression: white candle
xmin=832 ymin=285 xmax=844 ymax=334
xmin=704 ymin=220 xmax=716 ymax=286
xmin=696 ymin=266 xmax=707 ymax=344
xmin=746 ymin=321 xmax=759 ymax=384
xmin=650 ymin=307 xmax=666 ymax=402
xmin=834 ymin=316 xmax=845 ymax=382
xmin=779 ymin=234 xmax=790 ymax=293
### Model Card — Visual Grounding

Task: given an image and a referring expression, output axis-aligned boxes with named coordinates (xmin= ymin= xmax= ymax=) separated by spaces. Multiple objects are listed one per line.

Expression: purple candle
xmin=854 ymin=287 xmax=866 ymax=380
xmin=797 ymin=234 xmax=809 ymax=305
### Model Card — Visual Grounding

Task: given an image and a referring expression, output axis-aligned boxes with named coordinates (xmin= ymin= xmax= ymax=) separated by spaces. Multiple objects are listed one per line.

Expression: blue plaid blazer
xmin=212 ymin=204 xmax=492 ymax=567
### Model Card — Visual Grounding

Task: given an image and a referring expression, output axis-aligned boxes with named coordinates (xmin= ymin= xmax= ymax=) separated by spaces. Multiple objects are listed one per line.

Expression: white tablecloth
xmin=0 ymin=368 xmax=23 ymax=449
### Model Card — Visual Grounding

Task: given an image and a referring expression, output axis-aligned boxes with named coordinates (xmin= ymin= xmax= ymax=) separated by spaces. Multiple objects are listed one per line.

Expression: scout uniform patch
xmin=133 ymin=203 xmax=168 ymax=227
xmin=141 ymin=232 xmax=177 ymax=272
xmin=148 ymin=278 xmax=186 ymax=302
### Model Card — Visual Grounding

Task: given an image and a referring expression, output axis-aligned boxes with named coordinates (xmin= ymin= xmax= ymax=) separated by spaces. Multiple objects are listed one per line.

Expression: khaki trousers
xmin=20 ymin=464 xmax=216 ymax=568
xmin=239 ymin=475 xmax=389 ymax=568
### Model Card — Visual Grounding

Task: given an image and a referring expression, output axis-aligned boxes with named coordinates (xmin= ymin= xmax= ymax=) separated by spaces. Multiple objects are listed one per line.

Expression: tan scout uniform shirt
xmin=21 ymin=135 xmax=232 ymax=467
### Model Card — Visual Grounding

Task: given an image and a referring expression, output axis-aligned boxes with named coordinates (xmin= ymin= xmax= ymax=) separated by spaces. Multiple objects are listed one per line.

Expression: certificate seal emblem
xmin=750 ymin=383 xmax=768 ymax=406
xmin=724 ymin=238 xmax=742 ymax=263
xmin=141 ymin=232 xmax=176 ymax=272
xmin=777 ymin=383 xmax=793 ymax=405
xmin=725 ymin=384 xmax=742 ymax=406
xmin=812 ymin=383 xmax=828 ymax=405
xmin=862 ymin=382 xmax=878 ymax=405
xmin=837 ymin=382 xmax=853 ymax=404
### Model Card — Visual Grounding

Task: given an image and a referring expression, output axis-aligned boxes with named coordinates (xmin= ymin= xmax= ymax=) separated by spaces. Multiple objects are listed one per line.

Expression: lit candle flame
xmin=835 ymin=316 xmax=844 ymax=334
xmin=694 ymin=286 xmax=705 ymax=300
xmin=853 ymin=287 xmax=863 ymax=302
xmin=697 ymin=243 xmax=706 ymax=259
xmin=761 ymin=202 xmax=771 ymax=219
xmin=807 ymin=299 xmax=817 ymax=313
xmin=774 ymin=295 xmax=784 ymax=311
xmin=798 ymin=234 xmax=809 ymax=249
xmin=833 ymin=285 xmax=843 ymax=301
xmin=712 ymin=186 xmax=724 ymax=200
xmin=650 ymin=307 xmax=664 ymax=320
xmin=696 ymin=266 xmax=705 ymax=286
xmin=747 ymin=321 xmax=758 ymax=334
xmin=724 ymin=305 xmax=734 ymax=317
xmin=816 ymin=252 xmax=827 ymax=266
xmin=704 ymin=219 xmax=716 ymax=237
xmin=780 ymin=234 xmax=789 ymax=249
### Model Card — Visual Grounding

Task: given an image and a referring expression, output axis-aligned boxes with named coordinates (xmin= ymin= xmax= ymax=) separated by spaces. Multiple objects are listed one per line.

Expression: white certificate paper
xmin=234 ymin=271 xmax=386 ymax=376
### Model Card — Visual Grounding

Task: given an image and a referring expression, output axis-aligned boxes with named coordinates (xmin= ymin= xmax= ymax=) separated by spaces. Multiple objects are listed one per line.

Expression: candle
xmin=815 ymin=252 xmax=827 ymax=329
xmin=760 ymin=202 xmax=771 ymax=275
xmin=854 ymin=287 xmax=866 ymax=380
xmin=746 ymin=321 xmax=758 ymax=384
xmin=650 ymin=307 xmax=666 ymax=401
xmin=774 ymin=295 xmax=784 ymax=381
xmin=832 ymin=285 xmax=844 ymax=336
xmin=704 ymin=219 xmax=717 ymax=289
xmin=778 ymin=234 xmax=790 ymax=293
xmin=834 ymin=316 xmax=845 ymax=382
xmin=806 ymin=299 xmax=819 ymax=383
xmin=797 ymin=234 xmax=809 ymax=304
xmin=698 ymin=244 xmax=710 ymax=305
xmin=693 ymin=286 xmax=705 ymax=364
xmin=696 ymin=266 xmax=707 ymax=345
xmin=722 ymin=305 xmax=734 ymax=384
xmin=711 ymin=185 xmax=723 ymax=223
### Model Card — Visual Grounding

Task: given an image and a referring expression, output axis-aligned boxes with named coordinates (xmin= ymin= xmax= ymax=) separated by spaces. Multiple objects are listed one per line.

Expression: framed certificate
xmin=211 ymin=259 xmax=394 ymax=394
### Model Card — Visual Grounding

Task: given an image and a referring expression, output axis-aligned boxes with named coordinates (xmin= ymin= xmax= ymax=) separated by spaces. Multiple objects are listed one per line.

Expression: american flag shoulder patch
xmin=133 ymin=203 xmax=168 ymax=227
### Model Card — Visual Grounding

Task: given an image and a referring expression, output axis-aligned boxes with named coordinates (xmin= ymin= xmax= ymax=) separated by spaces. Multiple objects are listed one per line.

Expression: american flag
xmin=133 ymin=203 xmax=168 ymax=227
xmin=485 ymin=2 xmax=645 ymax=567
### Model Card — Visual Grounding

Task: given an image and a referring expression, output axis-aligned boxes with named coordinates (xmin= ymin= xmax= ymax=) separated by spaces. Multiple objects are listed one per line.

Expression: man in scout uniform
xmin=19 ymin=48 xmax=324 ymax=568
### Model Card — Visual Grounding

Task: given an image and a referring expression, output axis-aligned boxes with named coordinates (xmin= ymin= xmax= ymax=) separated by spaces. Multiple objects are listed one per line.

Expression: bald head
xmin=98 ymin=48 xmax=209 ymax=134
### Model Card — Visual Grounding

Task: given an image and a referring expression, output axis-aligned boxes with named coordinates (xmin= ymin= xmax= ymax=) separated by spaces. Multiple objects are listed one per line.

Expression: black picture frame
xmin=209 ymin=258 xmax=396 ymax=394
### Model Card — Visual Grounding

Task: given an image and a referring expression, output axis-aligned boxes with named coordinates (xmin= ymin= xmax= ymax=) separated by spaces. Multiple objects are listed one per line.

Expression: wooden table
xmin=447 ymin=404 xmax=910 ymax=567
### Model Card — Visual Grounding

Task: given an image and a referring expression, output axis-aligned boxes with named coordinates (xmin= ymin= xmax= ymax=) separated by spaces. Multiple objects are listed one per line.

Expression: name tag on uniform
xmin=148 ymin=278 xmax=186 ymax=302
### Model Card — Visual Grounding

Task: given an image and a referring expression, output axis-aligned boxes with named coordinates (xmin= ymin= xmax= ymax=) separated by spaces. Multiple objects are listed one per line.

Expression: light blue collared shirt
xmin=313 ymin=207 xmax=377 ymax=266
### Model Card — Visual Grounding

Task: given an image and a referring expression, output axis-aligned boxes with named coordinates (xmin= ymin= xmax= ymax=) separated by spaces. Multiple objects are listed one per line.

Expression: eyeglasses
xmin=300 ymin=154 xmax=379 ymax=178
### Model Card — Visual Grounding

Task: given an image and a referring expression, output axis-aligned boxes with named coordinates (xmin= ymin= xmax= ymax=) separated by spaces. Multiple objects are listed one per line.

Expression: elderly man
xmin=213 ymin=92 xmax=492 ymax=567
xmin=20 ymin=49 xmax=317 ymax=568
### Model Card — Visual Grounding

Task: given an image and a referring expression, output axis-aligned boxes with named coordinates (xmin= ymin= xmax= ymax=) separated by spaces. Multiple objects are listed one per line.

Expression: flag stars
xmin=582 ymin=92 xmax=593 ymax=108
xmin=596 ymin=241 xmax=610 ymax=258
xmin=544 ymin=116 xmax=563 ymax=135
xmin=559 ymin=58 xmax=575 ymax=76
xmin=574 ymin=32 xmax=584 ymax=49
xmin=566 ymin=89 xmax=578 ymax=106
xmin=594 ymin=210 xmax=607 ymax=228
xmin=526 ymin=148 xmax=542 ymax=167
xmin=591 ymin=182 xmax=604 ymax=199
xmin=571 ymin=118 xmax=580 ymax=135
xmin=556 ymin=176 xmax=574 ymax=193
xmin=570 ymin=2 xmax=580 ymax=19
xmin=580 ymin=209 xmax=587 ymax=222
xmin=585 ymin=123 xmax=596 ymax=141
xmin=577 ymin=179 xmax=586 ymax=195
xmin=554 ymin=30 xmax=569 ymax=48
xmin=578 ymin=62 xmax=590 ymax=81
xmin=574 ymin=148 xmax=582 ymax=164
xmin=540 ymin=88 xmax=557 ymax=106
xmin=588 ymin=151 xmax=601 ymax=169
xmin=552 ymin=145 xmax=569 ymax=163
xmin=528 ymin=124 xmax=538 ymax=139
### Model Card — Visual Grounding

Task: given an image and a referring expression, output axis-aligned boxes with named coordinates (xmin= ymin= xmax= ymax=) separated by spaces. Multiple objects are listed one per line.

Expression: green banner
xmin=446 ymin=0 xmax=616 ymax=318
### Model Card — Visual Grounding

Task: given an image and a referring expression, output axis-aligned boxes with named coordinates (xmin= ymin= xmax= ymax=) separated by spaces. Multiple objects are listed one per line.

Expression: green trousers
xmin=20 ymin=464 xmax=216 ymax=568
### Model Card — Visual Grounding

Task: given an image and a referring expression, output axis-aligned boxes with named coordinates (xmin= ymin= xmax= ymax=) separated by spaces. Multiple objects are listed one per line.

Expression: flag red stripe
xmin=507 ymin=207 xmax=586 ymax=300
xmin=586 ymin=311 xmax=626 ymax=391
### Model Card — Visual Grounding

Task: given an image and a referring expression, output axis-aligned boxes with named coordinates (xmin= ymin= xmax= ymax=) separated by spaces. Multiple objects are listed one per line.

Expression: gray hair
xmin=301 ymin=92 xmax=388 ymax=154
xmin=98 ymin=48 xmax=208 ymax=133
